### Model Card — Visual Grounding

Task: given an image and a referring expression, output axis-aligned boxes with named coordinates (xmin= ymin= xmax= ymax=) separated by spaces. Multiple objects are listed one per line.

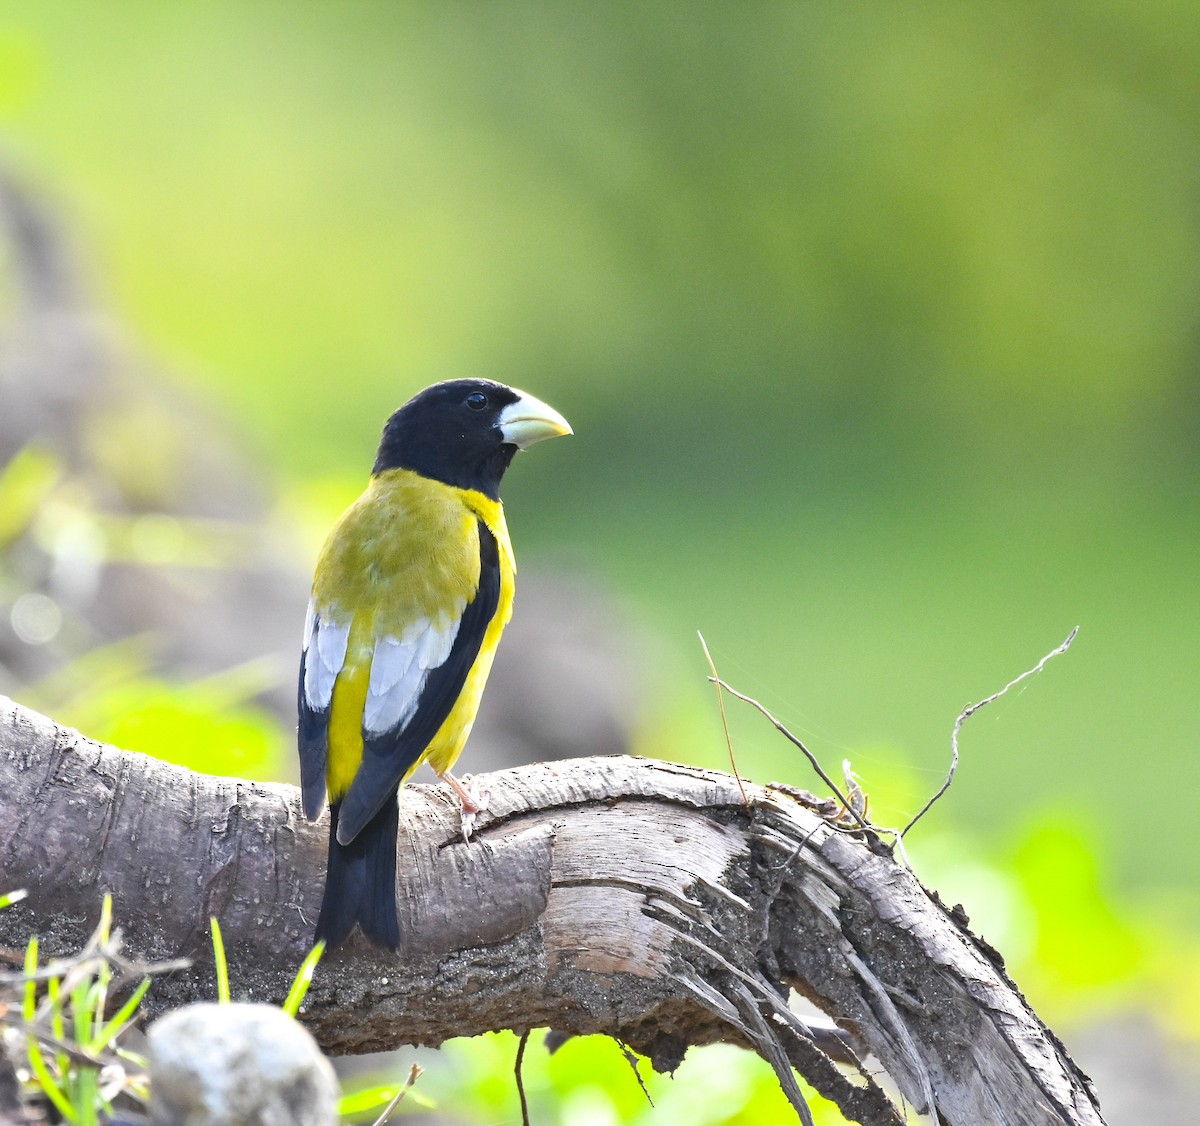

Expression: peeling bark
xmin=0 ymin=697 xmax=1104 ymax=1125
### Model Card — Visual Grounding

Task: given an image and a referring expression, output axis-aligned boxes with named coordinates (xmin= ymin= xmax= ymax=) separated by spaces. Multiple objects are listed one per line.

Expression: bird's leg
xmin=441 ymin=769 xmax=486 ymax=813
xmin=438 ymin=769 xmax=491 ymax=842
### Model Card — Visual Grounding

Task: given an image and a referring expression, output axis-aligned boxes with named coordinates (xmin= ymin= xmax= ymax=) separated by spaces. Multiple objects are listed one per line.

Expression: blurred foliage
xmin=0 ymin=445 xmax=60 ymax=548
xmin=350 ymin=1033 xmax=843 ymax=1126
xmin=0 ymin=441 xmax=289 ymax=777
xmin=2 ymin=0 xmax=1193 ymax=889
xmin=1 ymin=1 xmax=1199 ymax=1119
xmin=56 ymin=672 xmax=284 ymax=780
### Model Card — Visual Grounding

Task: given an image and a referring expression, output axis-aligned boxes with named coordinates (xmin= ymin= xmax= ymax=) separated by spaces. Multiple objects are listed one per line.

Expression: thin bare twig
xmin=0 ymin=932 xmax=189 ymax=987
xmin=0 ymin=1013 xmax=117 ymax=1069
xmin=901 ymin=627 xmax=1079 ymax=838
xmin=515 ymin=1029 xmax=532 ymax=1126
xmin=706 ymin=676 xmax=871 ymax=832
xmin=697 ymin=633 xmax=749 ymax=805
xmin=369 ymin=1063 xmax=423 ymax=1126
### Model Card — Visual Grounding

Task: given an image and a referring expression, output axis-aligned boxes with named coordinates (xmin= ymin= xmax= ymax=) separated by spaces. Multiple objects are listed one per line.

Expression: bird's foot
xmin=439 ymin=770 xmax=491 ymax=843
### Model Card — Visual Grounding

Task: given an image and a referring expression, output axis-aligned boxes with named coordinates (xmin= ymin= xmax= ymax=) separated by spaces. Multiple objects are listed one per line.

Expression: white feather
xmin=303 ymin=610 xmax=350 ymax=711
xmin=363 ymin=606 xmax=463 ymax=736
xmin=367 ymin=634 xmax=418 ymax=695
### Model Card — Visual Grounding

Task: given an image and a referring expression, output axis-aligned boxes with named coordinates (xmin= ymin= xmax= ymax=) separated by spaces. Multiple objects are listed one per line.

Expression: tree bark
xmin=0 ymin=696 xmax=1104 ymax=1125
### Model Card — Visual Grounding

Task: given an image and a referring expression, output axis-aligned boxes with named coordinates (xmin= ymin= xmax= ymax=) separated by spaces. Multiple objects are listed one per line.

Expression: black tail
xmin=314 ymin=795 xmax=400 ymax=950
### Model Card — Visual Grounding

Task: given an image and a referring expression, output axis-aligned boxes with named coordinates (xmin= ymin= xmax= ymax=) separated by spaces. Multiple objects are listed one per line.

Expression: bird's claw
xmin=459 ymin=807 xmax=478 ymax=844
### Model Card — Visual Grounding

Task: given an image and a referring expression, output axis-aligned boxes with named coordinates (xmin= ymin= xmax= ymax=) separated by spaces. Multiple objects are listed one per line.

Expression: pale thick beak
xmin=498 ymin=389 xmax=573 ymax=449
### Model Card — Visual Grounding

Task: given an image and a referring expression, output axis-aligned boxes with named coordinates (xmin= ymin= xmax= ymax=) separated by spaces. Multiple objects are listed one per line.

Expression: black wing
xmin=298 ymin=646 xmax=330 ymax=821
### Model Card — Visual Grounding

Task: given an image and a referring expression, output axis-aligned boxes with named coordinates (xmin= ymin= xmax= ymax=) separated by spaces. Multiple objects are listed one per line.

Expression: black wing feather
xmin=336 ymin=519 xmax=502 ymax=845
xmin=297 ymin=649 xmax=330 ymax=821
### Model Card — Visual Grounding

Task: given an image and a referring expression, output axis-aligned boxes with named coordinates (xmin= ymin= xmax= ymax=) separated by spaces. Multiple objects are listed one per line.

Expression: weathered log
xmin=0 ymin=697 xmax=1104 ymax=1125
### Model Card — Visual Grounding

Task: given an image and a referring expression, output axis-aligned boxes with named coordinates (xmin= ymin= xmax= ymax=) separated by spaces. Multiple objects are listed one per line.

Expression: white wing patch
xmin=363 ymin=604 xmax=465 ymax=736
xmin=302 ymin=604 xmax=351 ymax=712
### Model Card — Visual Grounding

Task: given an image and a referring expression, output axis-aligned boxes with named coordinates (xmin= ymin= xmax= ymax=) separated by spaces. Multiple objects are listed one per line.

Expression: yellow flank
xmin=313 ymin=469 xmax=515 ymax=799
xmin=425 ymin=485 xmax=514 ymax=776
xmin=327 ymin=628 xmax=371 ymax=796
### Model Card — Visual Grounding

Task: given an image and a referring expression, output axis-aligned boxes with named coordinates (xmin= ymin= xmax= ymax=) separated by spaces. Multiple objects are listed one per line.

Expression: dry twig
xmin=902 ymin=627 xmax=1079 ymax=838
xmin=704 ymin=676 xmax=871 ymax=832
xmin=697 ymin=632 xmax=749 ymax=805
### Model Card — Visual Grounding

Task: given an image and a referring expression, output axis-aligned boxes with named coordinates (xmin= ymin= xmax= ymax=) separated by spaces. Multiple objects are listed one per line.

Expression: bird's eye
xmin=465 ymin=392 xmax=489 ymax=411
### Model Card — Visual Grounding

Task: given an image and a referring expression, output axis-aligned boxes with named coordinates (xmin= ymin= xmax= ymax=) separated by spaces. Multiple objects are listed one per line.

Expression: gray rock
xmin=148 ymin=1003 xmax=337 ymax=1126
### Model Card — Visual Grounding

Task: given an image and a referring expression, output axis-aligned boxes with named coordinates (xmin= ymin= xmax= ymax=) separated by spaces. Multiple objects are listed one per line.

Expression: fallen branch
xmin=0 ymin=696 xmax=1104 ymax=1125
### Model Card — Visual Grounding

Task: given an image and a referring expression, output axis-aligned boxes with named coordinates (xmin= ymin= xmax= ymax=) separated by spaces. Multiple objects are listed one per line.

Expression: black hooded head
xmin=372 ymin=379 xmax=570 ymax=500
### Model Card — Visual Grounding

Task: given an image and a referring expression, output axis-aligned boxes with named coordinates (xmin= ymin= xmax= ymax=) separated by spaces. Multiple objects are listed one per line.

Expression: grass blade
xmin=22 ymin=936 xmax=38 ymax=1020
xmin=281 ymin=941 xmax=325 ymax=1018
xmin=48 ymin=975 xmax=69 ymax=1080
xmin=92 ymin=976 xmax=152 ymax=1052
xmin=26 ymin=1039 xmax=78 ymax=1124
xmin=210 ymin=917 xmax=230 ymax=1004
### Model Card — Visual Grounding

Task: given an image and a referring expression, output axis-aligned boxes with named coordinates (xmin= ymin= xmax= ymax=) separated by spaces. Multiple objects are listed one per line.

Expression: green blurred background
xmin=2 ymin=2 xmax=1198 ymax=1121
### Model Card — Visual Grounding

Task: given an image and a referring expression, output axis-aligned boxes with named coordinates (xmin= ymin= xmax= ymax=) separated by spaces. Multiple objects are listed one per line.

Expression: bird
xmin=297 ymin=379 xmax=572 ymax=949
